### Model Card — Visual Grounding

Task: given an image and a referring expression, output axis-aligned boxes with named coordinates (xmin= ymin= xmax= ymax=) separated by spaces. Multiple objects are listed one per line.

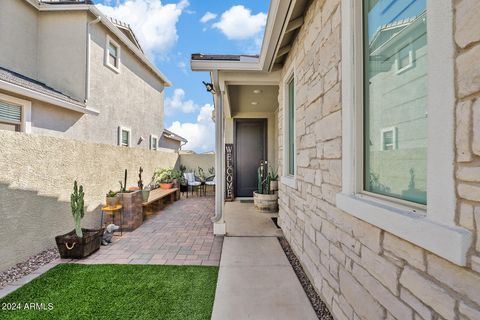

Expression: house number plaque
xmin=225 ymin=144 xmax=234 ymax=201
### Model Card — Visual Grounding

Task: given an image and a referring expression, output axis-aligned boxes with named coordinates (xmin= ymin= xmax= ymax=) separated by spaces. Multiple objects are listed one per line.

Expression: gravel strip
xmin=0 ymin=248 xmax=59 ymax=289
xmin=278 ymin=237 xmax=333 ymax=320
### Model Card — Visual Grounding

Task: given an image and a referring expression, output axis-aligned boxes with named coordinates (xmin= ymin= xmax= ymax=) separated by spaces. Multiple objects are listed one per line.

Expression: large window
xmin=287 ymin=76 xmax=295 ymax=176
xmin=363 ymin=0 xmax=427 ymax=205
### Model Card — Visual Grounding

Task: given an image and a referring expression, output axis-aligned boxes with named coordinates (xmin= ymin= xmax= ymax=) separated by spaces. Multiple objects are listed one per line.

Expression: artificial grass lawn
xmin=0 ymin=263 xmax=218 ymax=320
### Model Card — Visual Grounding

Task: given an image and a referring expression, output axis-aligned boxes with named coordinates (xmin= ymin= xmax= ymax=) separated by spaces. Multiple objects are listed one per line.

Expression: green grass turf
xmin=0 ymin=263 xmax=219 ymax=320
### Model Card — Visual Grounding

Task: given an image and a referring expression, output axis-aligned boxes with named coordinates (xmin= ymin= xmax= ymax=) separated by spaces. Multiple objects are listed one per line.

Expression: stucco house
xmin=0 ymin=0 xmax=170 ymax=150
xmin=160 ymin=128 xmax=188 ymax=151
xmin=192 ymin=0 xmax=480 ymax=319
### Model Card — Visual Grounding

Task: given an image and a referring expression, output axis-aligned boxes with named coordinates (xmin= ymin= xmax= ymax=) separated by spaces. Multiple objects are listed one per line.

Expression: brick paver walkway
xmin=80 ymin=195 xmax=223 ymax=266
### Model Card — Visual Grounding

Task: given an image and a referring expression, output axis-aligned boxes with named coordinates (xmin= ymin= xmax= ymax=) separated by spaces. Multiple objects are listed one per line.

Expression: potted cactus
xmin=253 ymin=161 xmax=278 ymax=213
xmin=55 ymin=181 xmax=103 ymax=259
xmin=106 ymin=190 xmax=119 ymax=208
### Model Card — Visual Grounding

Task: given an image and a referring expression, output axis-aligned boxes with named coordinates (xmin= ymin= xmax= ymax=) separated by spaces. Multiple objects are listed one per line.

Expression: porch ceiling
xmin=228 ymin=85 xmax=279 ymax=115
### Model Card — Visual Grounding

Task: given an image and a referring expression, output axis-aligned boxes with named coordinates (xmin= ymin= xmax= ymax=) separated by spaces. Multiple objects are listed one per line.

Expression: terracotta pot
xmin=160 ymin=183 xmax=173 ymax=189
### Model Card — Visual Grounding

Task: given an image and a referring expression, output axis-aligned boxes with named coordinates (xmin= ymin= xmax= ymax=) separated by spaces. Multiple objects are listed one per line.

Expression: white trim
xmin=282 ymin=63 xmax=296 ymax=185
xmin=150 ymin=134 xmax=158 ymax=150
xmin=396 ymin=44 xmax=415 ymax=74
xmin=105 ymin=35 xmax=121 ymax=74
xmin=118 ymin=126 xmax=131 ymax=147
xmin=380 ymin=127 xmax=397 ymax=150
xmin=0 ymin=80 xmax=99 ymax=115
xmin=0 ymin=93 xmax=31 ymax=133
xmin=339 ymin=0 xmax=471 ymax=266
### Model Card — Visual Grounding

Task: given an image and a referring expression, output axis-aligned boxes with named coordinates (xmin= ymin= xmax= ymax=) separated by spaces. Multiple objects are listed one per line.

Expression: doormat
xmin=240 ymin=200 xmax=254 ymax=203
xmin=271 ymin=217 xmax=280 ymax=229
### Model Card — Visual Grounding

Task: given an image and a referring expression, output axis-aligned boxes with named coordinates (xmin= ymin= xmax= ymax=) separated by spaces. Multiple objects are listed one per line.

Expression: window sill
xmin=336 ymin=192 xmax=472 ymax=266
xmin=105 ymin=63 xmax=120 ymax=74
xmin=281 ymin=175 xmax=296 ymax=189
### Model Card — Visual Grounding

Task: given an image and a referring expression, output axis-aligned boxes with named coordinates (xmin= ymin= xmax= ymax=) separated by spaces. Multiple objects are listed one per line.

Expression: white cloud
xmin=213 ymin=5 xmax=267 ymax=40
xmin=165 ymin=88 xmax=198 ymax=115
xmin=95 ymin=0 xmax=189 ymax=58
xmin=168 ymin=104 xmax=215 ymax=153
xmin=200 ymin=11 xmax=217 ymax=23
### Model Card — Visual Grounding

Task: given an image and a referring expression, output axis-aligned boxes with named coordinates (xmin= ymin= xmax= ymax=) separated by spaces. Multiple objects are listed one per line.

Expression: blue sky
xmin=95 ymin=0 xmax=270 ymax=152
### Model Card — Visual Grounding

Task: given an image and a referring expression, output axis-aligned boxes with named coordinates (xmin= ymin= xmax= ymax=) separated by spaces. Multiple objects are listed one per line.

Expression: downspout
xmin=212 ymin=70 xmax=224 ymax=224
xmin=85 ymin=16 xmax=102 ymax=103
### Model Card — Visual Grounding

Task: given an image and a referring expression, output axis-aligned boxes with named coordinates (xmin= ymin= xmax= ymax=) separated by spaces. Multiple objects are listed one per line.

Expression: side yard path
xmin=80 ymin=195 xmax=223 ymax=266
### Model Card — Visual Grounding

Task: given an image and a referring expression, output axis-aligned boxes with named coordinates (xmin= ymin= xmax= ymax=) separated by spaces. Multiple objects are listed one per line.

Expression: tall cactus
xmin=71 ymin=181 xmax=85 ymax=237
xmin=257 ymin=161 xmax=271 ymax=194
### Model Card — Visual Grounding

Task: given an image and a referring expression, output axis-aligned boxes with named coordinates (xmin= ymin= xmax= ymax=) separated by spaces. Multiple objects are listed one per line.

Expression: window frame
xmin=395 ymin=44 xmax=415 ymax=74
xmin=281 ymin=64 xmax=297 ymax=189
xmin=105 ymin=35 xmax=121 ymax=73
xmin=150 ymin=134 xmax=158 ymax=150
xmin=380 ymin=127 xmax=397 ymax=151
xmin=0 ymin=93 xmax=31 ymax=133
xmin=118 ymin=126 xmax=131 ymax=147
xmin=338 ymin=0 xmax=471 ymax=266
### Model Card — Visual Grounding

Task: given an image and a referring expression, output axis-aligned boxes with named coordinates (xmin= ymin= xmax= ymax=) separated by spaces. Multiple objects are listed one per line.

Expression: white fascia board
xmin=0 ymin=80 xmax=99 ymax=115
xmin=32 ymin=2 xmax=172 ymax=87
xmin=191 ymin=60 xmax=261 ymax=72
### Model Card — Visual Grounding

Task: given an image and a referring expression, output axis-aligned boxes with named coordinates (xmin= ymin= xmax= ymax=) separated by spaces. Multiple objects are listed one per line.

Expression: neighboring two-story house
xmin=0 ymin=0 xmax=173 ymax=150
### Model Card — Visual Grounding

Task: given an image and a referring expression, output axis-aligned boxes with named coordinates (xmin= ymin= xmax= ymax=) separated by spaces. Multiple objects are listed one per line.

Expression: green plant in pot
xmin=55 ymin=181 xmax=103 ymax=259
xmin=106 ymin=190 xmax=119 ymax=208
xmin=253 ymin=161 xmax=278 ymax=213
xmin=269 ymin=167 xmax=279 ymax=192
xmin=154 ymin=168 xmax=175 ymax=189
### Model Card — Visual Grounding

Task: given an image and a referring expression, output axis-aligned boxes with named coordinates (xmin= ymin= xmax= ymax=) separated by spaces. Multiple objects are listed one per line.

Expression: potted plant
xmin=106 ymin=190 xmax=118 ymax=208
xmin=269 ymin=167 xmax=279 ymax=192
xmin=253 ymin=161 xmax=278 ymax=213
xmin=155 ymin=168 xmax=175 ymax=189
xmin=55 ymin=181 xmax=103 ymax=259
xmin=178 ymin=165 xmax=188 ymax=193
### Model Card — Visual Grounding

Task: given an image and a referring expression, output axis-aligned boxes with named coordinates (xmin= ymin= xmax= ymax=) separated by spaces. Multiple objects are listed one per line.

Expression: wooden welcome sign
xmin=225 ymin=144 xmax=234 ymax=201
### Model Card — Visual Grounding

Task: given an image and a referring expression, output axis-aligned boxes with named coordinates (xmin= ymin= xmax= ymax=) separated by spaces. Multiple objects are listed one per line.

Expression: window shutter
xmin=0 ymin=100 xmax=21 ymax=124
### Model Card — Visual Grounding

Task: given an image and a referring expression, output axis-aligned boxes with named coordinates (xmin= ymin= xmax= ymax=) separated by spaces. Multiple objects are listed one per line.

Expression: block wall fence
xmin=0 ymin=131 xmax=178 ymax=271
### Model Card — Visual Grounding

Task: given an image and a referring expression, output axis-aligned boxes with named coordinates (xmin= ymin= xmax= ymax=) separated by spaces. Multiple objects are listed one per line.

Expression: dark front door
xmin=235 ymin=119 xmax=267 ymax=197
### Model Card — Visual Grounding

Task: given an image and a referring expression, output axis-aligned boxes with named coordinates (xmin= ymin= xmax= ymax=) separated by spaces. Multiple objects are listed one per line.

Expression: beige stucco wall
xmin=37 ymin=10 xmax=87 ymax=101
xmin=179 ymin=154 xmax=215 ymax=173
xmin=159 ymin=136 xmax=181 ymax=151
xmin=0 ymin=131 xmax=178 ymax=272
xmin=0 ymin=0 xmax=38 ymax=79
xmin=276 ymin=0 xmax=480 ymax=320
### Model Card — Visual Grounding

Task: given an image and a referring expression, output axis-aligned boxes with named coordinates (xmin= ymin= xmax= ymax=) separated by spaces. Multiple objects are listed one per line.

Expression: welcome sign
xmin=225 ymin=144 xmax=234 ymax=201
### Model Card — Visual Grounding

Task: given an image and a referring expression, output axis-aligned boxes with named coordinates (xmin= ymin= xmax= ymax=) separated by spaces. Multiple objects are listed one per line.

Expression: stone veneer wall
xmin=277 ymin=0 xmax=480 ymax=319
xmin=0 ymin=131 xmax=178 ymax=271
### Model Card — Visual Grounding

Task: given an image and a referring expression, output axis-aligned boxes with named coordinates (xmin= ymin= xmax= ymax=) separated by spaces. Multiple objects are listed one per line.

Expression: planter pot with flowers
xmin=154 ymin=168 xmax=176 ymax=189
xmin=55 ymin=181 xmax=103 ymax=259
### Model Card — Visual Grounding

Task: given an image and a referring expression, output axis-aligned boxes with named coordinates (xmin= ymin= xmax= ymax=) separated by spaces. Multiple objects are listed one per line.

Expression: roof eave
xmin=0 ymin=79 xmax=99 ymax=115
xmin=190 ymin=0 xmax=293 ymax=73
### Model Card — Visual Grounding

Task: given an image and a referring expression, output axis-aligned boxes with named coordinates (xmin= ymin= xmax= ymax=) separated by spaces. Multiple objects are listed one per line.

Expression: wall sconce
xmin=202 ymin=81 xmax=215 ymax=94
xmin=138 ymin=136 xmax=144 ymax=145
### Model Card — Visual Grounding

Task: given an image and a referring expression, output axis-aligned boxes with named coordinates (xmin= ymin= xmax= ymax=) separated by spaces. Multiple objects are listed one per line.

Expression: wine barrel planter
xmin=55 ymin=228 xmax=103 ymax=259
xmin=253 ymin=191 xmax=279 ymax=213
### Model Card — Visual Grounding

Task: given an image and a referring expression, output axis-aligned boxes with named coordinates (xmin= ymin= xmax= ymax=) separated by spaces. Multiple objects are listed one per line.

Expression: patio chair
xmin=184 ymin=172 xmax=201 ymax=196
xmin=205 ymin=175 xmax=215 ymax=195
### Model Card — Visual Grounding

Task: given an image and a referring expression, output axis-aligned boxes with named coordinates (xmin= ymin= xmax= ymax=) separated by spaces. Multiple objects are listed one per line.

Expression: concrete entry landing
xmin=224 ymin=201 xmax=283 ymax=237
xmin=212 ymin=237 xmax=317 ymax=320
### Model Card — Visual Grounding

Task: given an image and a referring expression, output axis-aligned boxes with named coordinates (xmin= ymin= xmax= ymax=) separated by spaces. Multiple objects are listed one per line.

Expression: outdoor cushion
xmin=184 ymin=172 xmax=201 ymax=186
